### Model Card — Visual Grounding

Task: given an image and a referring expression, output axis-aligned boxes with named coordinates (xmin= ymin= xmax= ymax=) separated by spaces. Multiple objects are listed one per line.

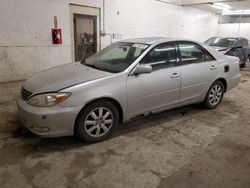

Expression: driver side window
xmin=141 ymin=43 xmax=177 ymax=71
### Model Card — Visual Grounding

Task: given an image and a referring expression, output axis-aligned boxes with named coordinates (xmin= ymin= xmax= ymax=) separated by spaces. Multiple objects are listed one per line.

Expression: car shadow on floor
xmin=116 ymin=104 xmax=201 ymax=136
xmin=5 ymin=103 xmax=208 ymax=154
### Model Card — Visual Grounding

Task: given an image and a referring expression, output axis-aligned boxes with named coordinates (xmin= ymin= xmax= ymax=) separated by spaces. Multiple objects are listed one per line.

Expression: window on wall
xmin=178 ymin=42 xmax=215 ymax=64
xmin=141 ymin=43 xmax=177 ymax=71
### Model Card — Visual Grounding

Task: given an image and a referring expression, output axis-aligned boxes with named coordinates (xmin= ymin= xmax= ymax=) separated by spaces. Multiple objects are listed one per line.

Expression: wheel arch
xmin=215 ymin=78 xmax=227 ymax=92
xmin=74 ymin=97 xmax=124 ymax=135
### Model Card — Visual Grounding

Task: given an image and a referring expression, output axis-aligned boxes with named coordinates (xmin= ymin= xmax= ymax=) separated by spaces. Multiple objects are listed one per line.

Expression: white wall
xmin=217 ymin=23 xmax=250 ymax=40
xmin=104 ymin=0 xmax=218 ymax=44
xmin=0 ymin=0 xmax=102 ymax=82
xmin=0 ymin=0 xmax=219 ymax=82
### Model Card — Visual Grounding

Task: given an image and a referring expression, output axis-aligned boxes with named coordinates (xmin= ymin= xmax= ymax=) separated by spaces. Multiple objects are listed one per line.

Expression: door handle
xmin=210 ymin=65 xmax=217 ymax=70
xmin=171 ymin=73 xmax=180 ymax=78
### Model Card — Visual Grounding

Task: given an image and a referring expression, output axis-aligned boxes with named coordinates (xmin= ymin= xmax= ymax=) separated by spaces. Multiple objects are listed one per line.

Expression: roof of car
xmin=120 ymin=37 xmax=186 ymax=44
xmin=120 ymin=37 xmax=226 ymax=60
xmin=210 ymin=36 xmax=248 ymax=40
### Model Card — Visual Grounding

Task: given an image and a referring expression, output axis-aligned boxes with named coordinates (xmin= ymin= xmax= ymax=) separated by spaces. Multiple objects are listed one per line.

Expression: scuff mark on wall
xmin=0 ymin=48 xmax=15 ymax=68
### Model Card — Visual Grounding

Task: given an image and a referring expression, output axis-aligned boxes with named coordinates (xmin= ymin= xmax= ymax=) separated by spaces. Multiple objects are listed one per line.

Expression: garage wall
xmin=0 ymin=0 xmax=218 ymax=83
xmin=0 ymin=0 xmax=68 ymax=82
xmin=217 ymin=23 xmax=250 ymax=40
xmin=104 ymin=0 xmax=218 ymax=46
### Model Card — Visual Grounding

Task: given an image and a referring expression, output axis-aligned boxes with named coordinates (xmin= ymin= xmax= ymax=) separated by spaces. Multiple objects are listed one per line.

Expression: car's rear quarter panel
xmin=204 ymin=45 xmax=241 ymax=92
xmin=217 ymin=56 xmax=241 ymax=92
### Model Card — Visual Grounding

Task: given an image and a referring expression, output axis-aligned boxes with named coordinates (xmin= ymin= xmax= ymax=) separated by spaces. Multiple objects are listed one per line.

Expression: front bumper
xmin=17 ymin=95 xmax=83 ymax=138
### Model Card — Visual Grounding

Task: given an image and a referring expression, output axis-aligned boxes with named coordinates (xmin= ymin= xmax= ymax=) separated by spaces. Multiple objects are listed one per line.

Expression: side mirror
xmin=133 ymin=65 xmax=152 ymax=75
xmin=235 ymin=45 xmax=243 ymax=49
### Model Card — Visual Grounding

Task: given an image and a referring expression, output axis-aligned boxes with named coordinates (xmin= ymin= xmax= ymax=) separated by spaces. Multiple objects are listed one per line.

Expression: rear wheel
xmin=203 ymin=81 xmax=224 ymax=109
xmin=75 ymin=100 xmax=119 ymax=143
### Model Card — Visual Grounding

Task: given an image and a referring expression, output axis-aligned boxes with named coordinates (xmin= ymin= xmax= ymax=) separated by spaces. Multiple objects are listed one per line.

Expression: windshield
xmin=205 ymin=37 xmax=236 ymax=48
xmin=81 ymin=42 xmax=148 ymax=73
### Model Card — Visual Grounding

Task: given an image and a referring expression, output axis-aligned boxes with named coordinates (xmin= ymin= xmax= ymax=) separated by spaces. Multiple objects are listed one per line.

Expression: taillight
xmin=236 ymin=60 xmax=240 ymax=69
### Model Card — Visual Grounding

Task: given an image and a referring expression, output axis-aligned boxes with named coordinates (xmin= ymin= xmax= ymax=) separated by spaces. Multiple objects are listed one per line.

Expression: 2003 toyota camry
xmin=17 ymin=38 xmax=241 ymax=142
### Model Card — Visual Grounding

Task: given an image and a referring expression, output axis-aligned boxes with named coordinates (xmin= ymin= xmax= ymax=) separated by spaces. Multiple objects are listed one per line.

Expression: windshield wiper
xmin=82 ymin=62 xmax=104 ymax=71
xmin=80 ymin=60 xmax=112 ymax=73
xmin=85 ymin=64 xmax=98 ymax=69
xmin=80 ymin=60 xmax=95 ymax=68
xmin=80 ymin=59 xmax=87 ymax=64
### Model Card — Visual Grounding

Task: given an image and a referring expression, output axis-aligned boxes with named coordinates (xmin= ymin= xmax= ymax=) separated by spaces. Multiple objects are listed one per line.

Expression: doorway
xmin=74 ymin=14 xmax=97 ymax=61
xmin=70 ymin=4 xmax=100 ymax=62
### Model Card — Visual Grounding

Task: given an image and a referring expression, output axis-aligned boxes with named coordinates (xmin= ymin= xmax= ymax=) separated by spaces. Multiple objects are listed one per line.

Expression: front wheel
xmin=203 ymin=81 xmax=224 ymax=109
xmin=75 ymin=100 xmax=119 ymax=143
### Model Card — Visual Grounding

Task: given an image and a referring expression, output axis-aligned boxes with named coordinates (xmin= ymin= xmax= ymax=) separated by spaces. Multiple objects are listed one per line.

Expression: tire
xmin=75 ymin=100 xmax=119 ymax=143
xmin=241 ymin=63 xmax=246 ymax=68
xmin=203 ymin=81 xmax=225 ymax=109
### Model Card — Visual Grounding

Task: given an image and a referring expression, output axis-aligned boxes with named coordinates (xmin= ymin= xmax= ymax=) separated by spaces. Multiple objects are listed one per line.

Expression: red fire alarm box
xmin=52 ymin=28 xmax=62 ymax=44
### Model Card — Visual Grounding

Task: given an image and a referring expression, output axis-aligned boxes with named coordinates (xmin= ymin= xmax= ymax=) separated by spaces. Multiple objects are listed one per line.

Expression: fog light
xmin=31 ymin=126 xmax=50 ymax=133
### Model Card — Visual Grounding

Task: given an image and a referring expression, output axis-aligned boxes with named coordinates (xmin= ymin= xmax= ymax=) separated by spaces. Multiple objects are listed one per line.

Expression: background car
xmin=17 ymin=38 xmax=241 ymax=143
xmin=204 ymin=37 xmax=250 ymax=68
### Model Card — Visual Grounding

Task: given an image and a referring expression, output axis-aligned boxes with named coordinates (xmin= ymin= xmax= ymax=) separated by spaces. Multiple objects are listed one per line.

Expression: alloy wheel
xmin=84 ymin=107 xmax=114 ymax=137
xmin=209 ymin=85 xmax=222 ymax=106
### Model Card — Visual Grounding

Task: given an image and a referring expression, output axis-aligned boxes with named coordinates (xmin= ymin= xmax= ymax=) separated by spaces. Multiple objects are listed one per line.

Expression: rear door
xmin=177 ymin=41 xmax=219 ymax=104
xmin=127 ymin=42 xmax=181 ymax=117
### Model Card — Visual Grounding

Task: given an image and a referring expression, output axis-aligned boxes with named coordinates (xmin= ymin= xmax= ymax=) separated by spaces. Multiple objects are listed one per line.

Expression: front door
xmin=127 ymin=42 xmax=181 ymax=117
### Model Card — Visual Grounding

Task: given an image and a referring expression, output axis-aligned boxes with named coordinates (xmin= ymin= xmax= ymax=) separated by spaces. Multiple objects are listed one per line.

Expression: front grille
xmin=21 ymin=87 xmax=32 ymax=101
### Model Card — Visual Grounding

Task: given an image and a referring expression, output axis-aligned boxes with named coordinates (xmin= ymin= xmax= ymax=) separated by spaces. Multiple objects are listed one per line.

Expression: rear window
xmin=205 ymin=37 xmax=235 ymax=48
xmin=178 ymin=42 xmax=215 ymax=65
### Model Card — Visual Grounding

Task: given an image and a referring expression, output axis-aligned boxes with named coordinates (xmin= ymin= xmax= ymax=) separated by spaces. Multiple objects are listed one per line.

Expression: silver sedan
xmin=17 ymin=38 xmax=241 ymax=142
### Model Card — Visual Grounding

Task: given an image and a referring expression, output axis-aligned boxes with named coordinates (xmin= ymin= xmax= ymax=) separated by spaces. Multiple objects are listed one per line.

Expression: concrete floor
xmin=0 ymin=70 xmax=250 ymax=188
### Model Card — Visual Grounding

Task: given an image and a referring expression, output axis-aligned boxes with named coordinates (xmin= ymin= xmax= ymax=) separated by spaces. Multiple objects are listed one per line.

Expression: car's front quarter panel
xmin=17 ymin=94 xmax=82 ymax=137
xmin=60 ymin=73 xmax=129 ymax=122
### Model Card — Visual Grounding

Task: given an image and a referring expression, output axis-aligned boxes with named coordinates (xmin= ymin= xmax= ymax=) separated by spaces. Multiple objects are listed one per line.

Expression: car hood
xmin=211 ymin=46 xmax=230 ymax=52
xmin=23 ymin=62 xmax=113 ymax=94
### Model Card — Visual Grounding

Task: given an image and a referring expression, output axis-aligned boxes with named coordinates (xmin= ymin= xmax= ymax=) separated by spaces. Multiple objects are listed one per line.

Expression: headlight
xmin=27 ymin=92 xmax=71 ymax=107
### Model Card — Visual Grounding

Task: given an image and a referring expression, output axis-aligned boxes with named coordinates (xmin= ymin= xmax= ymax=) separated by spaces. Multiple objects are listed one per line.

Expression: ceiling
xmin=182 ymin=0 xmax=250 ymax=13
xmin=158 ymin=0 xmax=250 ymax=13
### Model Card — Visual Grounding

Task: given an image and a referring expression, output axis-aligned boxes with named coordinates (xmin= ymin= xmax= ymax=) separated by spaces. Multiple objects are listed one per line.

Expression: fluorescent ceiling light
xmin=222 ymin=10 xmax=250 ymax=15
xmin=211 ymin=3 xmax=232 ymax=11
